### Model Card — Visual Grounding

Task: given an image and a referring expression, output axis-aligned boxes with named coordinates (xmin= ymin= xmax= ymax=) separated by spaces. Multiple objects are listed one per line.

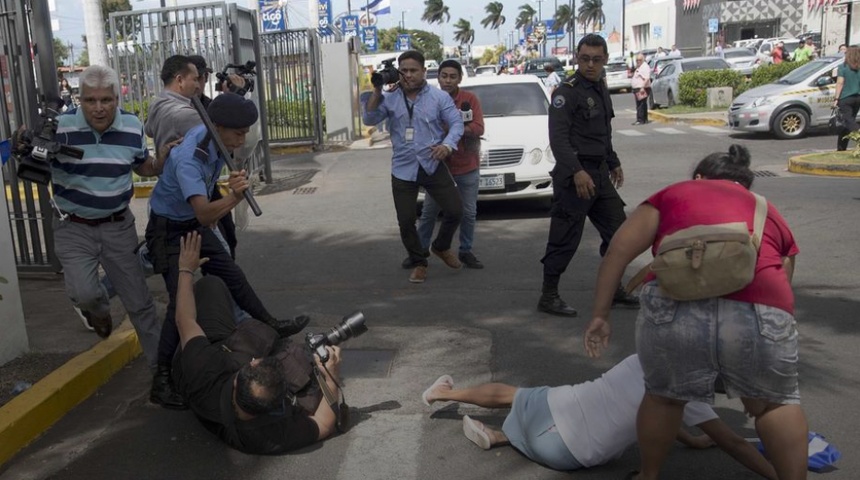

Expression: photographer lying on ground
xmin=422 ymin=354 xmax=777 ymax=479
xmin=172 ymin=231 xmax=342 ymax=454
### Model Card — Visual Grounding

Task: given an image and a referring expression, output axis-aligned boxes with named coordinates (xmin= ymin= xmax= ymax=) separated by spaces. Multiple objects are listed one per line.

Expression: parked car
xmin=721 ymin=47 xmax=759 ymax=75
xmin=426 ymin=67 xmax=439 ymax=87
xmin=523 ymin=57 xmax=565 ymax=79
xmin=475 ymin=65 xmax=498 ymax=76
xmin=649 ymin=57 xmax=732 ymax=108
xmin=648 ymin=56 xmax=681 ymax=76
xmin=605 ymin=58 xmax=632 ymax=92
xmin=457 ymin=75 xmax=554 ymax=200
xmin=756 ymin=38 xmax=801 ymax=65
xmin=729 ymin=56 xmax=847 ymax=139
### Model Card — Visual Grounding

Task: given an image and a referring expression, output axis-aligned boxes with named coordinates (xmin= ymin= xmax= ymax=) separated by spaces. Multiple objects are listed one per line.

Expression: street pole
xmin=536 ymin=0 xmax=544 ymax=56
xmin=621 ymin=0 xmax=625 ymax=55
xmin=401 ymin=10 xmax=406 ymax=30
xmin=82 ymin=0 xmax=108 ymax=67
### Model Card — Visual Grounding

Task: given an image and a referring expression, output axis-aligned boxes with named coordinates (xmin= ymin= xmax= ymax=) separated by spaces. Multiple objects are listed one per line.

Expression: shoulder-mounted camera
xmin=14 ymin=98 xmax=84 ymax=185
xmin=215 ymin=60 xmax=256 ymax=96
xmin=371 ymin=58 xmax=400 ymax=88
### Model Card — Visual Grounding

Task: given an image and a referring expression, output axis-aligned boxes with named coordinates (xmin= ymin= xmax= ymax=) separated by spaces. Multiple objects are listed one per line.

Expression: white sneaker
xmin=74 ymin=306 xmax=95 ymax=331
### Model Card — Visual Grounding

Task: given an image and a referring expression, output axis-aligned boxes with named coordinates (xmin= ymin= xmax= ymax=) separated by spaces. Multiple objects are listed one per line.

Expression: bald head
xmin=636 ymin=54 xmax=645 ymax=63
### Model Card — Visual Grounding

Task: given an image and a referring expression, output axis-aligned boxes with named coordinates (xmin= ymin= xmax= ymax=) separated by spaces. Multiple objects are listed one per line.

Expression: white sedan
xmin=459 ymin=74 xmax=554 ymax=201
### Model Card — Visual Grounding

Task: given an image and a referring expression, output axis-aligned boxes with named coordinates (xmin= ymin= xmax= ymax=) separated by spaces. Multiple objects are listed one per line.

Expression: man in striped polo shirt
xmin=51 ymin=64 xmax=183 ymax=408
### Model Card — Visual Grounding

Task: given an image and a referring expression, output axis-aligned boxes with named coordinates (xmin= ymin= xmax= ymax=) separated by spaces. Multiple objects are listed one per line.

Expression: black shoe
xmin=402 ymin=257 xmax=421 ymax=269
xmin=612 ymin=286 xmax=641 ymax=309
xmin=268 ymin=315 xmax=311 ymax=338
xmin=537 ymin=293 xmax=578 ymax=317
xmin=150 ymin=367 xmax=188 ymax=410
xmin=458 ymin=252 xmax=484 ymax=269
xmin=82 ymin=310 xmax=112 ymax=339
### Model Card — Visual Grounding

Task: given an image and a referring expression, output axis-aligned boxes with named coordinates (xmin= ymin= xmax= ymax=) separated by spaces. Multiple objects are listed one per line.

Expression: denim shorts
xmin=635 ymin=282 xmax=800 ymax=405
xmin=502 ymin=387 xmax=583 ymax=471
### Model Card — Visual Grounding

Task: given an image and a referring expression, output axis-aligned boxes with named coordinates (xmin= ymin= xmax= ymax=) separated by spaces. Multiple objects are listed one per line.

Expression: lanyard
xmin=401 ymin=88 xmax=415 ymax=127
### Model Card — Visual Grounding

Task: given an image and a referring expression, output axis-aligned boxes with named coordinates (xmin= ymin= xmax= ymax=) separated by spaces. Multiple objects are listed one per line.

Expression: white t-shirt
xmin=545 ymin=71 xmax=561 ymax=93
xmin=546 ymin=355 xmax=718 ymax=467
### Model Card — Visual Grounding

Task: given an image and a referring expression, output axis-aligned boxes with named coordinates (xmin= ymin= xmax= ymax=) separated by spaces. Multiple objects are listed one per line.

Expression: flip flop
xmin=421 ymin=374 xmax=453 ymax=407
xmin=462 ymin=415 xmax=491 ymax=450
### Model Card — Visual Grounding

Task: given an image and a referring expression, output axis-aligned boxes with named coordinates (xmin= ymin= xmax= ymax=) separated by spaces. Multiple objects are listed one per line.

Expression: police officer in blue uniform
xmin=538 ymin=34 xmax=640 ymax=317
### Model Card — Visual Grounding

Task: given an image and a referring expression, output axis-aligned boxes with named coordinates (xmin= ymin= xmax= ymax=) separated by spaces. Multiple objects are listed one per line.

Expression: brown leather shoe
xmin=431 ymin=247 xmax=462 ymax=269
xmin=409 ymin=265 xmax=427 ymax=283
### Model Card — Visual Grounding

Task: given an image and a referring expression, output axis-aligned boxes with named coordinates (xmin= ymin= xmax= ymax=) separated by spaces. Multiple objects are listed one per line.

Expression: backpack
xmin=627 ymin=192 xmax=768 ymax=301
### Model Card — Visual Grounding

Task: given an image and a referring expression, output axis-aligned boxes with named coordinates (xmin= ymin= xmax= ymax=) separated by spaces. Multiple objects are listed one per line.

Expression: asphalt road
xmin=2 ymin=94 xmax=859 ymax=480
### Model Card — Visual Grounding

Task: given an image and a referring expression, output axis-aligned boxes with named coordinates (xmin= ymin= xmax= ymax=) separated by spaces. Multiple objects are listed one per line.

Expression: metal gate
xmin=108 ymin=2 xmax=273 ymax=181
xmin=1 ymin=0 xmax=62 ymax=272
xmin=259 ymin=29 xmax=325 ymax=145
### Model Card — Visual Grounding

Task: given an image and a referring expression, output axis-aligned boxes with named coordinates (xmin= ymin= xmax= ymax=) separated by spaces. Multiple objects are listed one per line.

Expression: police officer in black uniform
xmin=537 ymin=34 xmax=640 ymax=316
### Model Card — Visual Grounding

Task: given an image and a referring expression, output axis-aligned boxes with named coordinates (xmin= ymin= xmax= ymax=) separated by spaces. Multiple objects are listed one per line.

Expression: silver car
xmin=722 ymin=47 xmax=759 ymax=76
xmin=650 ymin=57 xmax=732 ymax=108
xmin=729 ymin=57 xmax=844 ymax=139
xmin=605 ymin=59 xmax=632 ymax=92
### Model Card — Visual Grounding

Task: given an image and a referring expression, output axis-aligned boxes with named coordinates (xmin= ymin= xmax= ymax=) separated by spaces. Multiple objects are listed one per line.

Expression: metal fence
xmin=108 ymin=2 xmax=273 ymax=181
xmin=1 ymin=0 xmax=61 ymax=272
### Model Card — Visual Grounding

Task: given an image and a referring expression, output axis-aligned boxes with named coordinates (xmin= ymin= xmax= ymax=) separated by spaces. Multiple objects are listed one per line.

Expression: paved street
xmin=2 ymin=93 xmax=859 ymax=480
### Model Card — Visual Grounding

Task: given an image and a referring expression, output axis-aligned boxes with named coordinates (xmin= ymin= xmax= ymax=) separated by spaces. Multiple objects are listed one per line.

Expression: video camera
xmin=14 ymin=99 xmax=84 ymax=185
xmin=306 ymin=311 xmax=368 ymax=363
xmin=371 ymin=58 xmax=400 ymax=88
xmin=215 ymin=60 xmax=256 ymax=96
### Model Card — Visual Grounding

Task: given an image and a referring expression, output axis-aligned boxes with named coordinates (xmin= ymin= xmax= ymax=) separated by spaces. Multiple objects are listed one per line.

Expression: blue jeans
xmin=417 ymin=168 xmax=478 ymax=253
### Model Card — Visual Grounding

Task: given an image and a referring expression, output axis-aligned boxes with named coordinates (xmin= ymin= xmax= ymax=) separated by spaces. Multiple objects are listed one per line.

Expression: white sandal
xmin=463 ymin=415 xmax=491 ymax=450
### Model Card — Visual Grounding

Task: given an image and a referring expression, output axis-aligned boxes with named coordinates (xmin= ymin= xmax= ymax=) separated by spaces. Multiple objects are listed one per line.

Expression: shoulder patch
xmin=552 ymin=95 xmax=566 ymax=109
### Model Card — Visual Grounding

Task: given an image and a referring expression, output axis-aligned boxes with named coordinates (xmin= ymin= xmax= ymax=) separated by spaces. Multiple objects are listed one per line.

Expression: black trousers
xmin=146 ymin=213 xmax=275 ymax=367
xmin=540 ymin=162 xmax=626 ymax=289
xmin=837 ymin=94 xmax=860 ymax=151
xmin=391 ymin=164 xmax=463 ymax=267
xmin=635 ymin=88 xmax=650 ymax=123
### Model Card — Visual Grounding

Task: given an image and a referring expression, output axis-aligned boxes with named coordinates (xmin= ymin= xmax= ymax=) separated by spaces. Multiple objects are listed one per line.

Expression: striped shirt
xmin=52 ymin=107 xmax=148 ymax=219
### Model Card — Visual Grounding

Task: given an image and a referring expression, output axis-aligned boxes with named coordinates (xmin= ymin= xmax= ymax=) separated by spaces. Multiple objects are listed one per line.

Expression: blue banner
xmin=361 ymin=26 xmax=378 ymax=52
xmin=318 ymin=0 xmax=333 ymax=36
xmin=341 ymin=15 xmax=359 ymax=37
xmin=259 ymin=0 xmax=286 ymax=33
xmin=397 ymin=34 xmax=411 ymax=52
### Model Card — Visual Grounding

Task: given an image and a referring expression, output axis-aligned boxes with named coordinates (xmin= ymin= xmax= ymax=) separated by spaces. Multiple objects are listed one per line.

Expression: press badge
xmin=405 ymin=127 xmax=415 ymax=143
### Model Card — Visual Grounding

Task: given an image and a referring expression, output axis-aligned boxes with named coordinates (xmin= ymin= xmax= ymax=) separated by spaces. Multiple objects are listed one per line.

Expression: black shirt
xmin=548 ymin=71 xmax=621 ymax=182
xmin=178 ymin=336 xmax=320 ymax=454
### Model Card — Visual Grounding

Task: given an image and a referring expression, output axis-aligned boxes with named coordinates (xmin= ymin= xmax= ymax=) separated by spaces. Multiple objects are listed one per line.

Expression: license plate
xmin=479 ymin=174 xmax=505 ymax=190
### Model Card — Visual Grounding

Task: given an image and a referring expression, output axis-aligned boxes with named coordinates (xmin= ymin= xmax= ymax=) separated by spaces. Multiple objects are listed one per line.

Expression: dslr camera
xmin=306 ymin=311 xmax=368 ymax=363
xmin=371 ymin=58 xmax=400 ymax=88
xmin=14 ymin=99 xmax=84 ymax=185
xmin=215 ymin=60 xmax=256 ymax=96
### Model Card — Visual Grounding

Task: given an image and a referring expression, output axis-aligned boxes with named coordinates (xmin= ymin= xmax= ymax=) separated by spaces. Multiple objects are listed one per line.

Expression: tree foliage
xmin=377 ymin=28 xmax=443 ymax=62
xmin=479 ymin=45 xmax=506 ymax=65
xmin=52 ymin=38 xmax=70 ymax=67
xmin=515 ymin=4 xmax=536 ymax=30
xmin=421 ymin=0 xmax=451 ymax=25
xmin=102 ymin=0 xmax=141 ymax=40
xmin=453 ymin=18 xmax=475 ymax=46
xmin=481 ymin=2 xmax=506 ymax=30
xmin=577 ymin=0 xmax=605 ymax=32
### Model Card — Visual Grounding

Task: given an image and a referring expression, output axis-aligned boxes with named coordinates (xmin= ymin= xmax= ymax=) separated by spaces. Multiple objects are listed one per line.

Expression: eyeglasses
xmin=578 ymin=56 xmax=606 ymax=65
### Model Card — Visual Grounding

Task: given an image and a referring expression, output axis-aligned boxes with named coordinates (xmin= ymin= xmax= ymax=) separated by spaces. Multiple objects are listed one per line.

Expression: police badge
xmin=552 ymin=95 xmax=566 ymax=108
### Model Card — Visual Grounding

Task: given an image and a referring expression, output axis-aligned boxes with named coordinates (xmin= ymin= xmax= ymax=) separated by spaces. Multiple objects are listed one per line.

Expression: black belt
xmin=67 ymin=208 xmax=127 ymax=226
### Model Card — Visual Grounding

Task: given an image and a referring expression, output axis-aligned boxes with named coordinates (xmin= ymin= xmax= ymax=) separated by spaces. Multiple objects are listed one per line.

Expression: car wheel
xmin=773 ymin=108 xmax=809 ymax=139
xmin=667 ymin=90 xmax=676 ymax=107
xmin=648 ymin=91 xmax=658 ymax=109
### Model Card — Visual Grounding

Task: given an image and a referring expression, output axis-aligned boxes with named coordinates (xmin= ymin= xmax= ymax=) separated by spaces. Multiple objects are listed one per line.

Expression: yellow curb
xmin=270 ymin=145 xmax=314 ymax=155
xmin=649 ymin=110 xmax=727 ymax=127
xmin=788 ymin=153 xmax=860 ymax=178
xmin=0 ymin=319 xmax=141 ymax=467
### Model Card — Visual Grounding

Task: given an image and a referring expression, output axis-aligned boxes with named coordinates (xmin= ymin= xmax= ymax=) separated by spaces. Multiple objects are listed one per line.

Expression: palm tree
xmin=515 ymin=4 xmax=536 ymax=31
xmin=578 ymin=0 xmax=605 ymax=33
xmin=422 ymin=0 xmax=451 ymax=25
xmin=481 ymin=1 xmax=506 ymax=44
xmin=453 ymin=18 xmax=475 ymax=46
xmin=553 ymin=4 xmax=578 ymax=52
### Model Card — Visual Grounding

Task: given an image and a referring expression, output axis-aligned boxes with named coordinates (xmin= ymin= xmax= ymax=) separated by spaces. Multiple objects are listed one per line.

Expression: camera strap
xmin=313 ymin=365 xmax=349 ymax=433
xmin=401 ymin=89 xmax=415 ymax=127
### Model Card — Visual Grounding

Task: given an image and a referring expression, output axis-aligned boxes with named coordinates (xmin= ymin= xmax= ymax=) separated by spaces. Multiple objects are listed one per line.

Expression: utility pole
xmin=401 ymin=10 xmax=406 ymax=30
xmin=535 ymin=0 xmax=544 ymax=56
xmin=82 ymin=0 xmax=108 ymax=67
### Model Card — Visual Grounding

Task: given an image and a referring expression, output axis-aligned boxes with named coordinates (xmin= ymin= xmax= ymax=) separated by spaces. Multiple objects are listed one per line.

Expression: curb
xmin=788 ymin=153 xmax=860 ymax=178
xmin=0 ymin=319 xmax=141 ymax=467
xmin=649 ymin=110 xmax=727 ymax=127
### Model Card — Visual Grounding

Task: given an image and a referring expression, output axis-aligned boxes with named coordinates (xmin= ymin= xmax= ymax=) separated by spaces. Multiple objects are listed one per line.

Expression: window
xmin=632 ymin=23 xmax=651 ymax=50
xmin=682 ymin=60 xmax=729 ymax=72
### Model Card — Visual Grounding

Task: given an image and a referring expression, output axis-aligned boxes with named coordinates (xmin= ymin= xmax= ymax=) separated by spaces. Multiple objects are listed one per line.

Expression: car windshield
xmin=775 ymin=59 xmax=833 ymax=84
xmin=783 ymin=43 xmax=801 ymax=53
xmin=463 ymin=83 xmax=549 ymax=117
xmin=682 ymin=59 xmax=727 ymax=71
xmin=724 ymin=50 xmax=754 ymax=58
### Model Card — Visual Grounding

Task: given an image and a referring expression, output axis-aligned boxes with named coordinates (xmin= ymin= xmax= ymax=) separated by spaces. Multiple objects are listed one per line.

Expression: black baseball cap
xmin=188 ymin=55 xmax=213 ymax=74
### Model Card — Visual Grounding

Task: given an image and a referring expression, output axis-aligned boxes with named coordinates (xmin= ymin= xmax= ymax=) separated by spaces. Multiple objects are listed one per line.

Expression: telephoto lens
xmin=306 ymin=311 xmax=368 ymax=363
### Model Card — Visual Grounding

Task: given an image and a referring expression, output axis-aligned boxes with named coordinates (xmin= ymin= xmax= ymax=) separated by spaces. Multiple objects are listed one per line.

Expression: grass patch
xmin=796 ymin=152 xmax=860 ymax=165
xmin=656 ymin=105 xmax=727 ymax=115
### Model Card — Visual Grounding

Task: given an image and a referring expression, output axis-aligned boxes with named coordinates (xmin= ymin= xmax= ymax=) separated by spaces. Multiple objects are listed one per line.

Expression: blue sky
xmin=53 ymin=0 xmax=623 ymax=52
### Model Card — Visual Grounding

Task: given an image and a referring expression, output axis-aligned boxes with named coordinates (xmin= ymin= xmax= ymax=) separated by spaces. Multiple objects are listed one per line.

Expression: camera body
xmin=215 ymin=61 xmax=257 ymax=96
xmin=305 ymin=311 xmax=368 ymax=363
xmin=15 ymin=100 xmax=84 ymax=185
xmin=371 ymin=58 xmax=400 ymax=88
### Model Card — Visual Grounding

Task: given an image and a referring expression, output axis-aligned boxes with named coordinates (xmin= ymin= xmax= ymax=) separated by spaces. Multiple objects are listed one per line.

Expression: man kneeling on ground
xmin=422 ymin=354 xmax=778 ymax=478
xmin=173 ymin=231 xmax=342 ymax=454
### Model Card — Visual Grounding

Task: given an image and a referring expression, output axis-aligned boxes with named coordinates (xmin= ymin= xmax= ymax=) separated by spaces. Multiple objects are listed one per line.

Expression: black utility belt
xmin=66 ymin=208 xmax=127 ymax=226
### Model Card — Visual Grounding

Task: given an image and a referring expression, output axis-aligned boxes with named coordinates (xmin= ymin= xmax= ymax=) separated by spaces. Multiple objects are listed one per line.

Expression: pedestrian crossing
xmin=615 ymin=124 xmax=729 ymax=137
